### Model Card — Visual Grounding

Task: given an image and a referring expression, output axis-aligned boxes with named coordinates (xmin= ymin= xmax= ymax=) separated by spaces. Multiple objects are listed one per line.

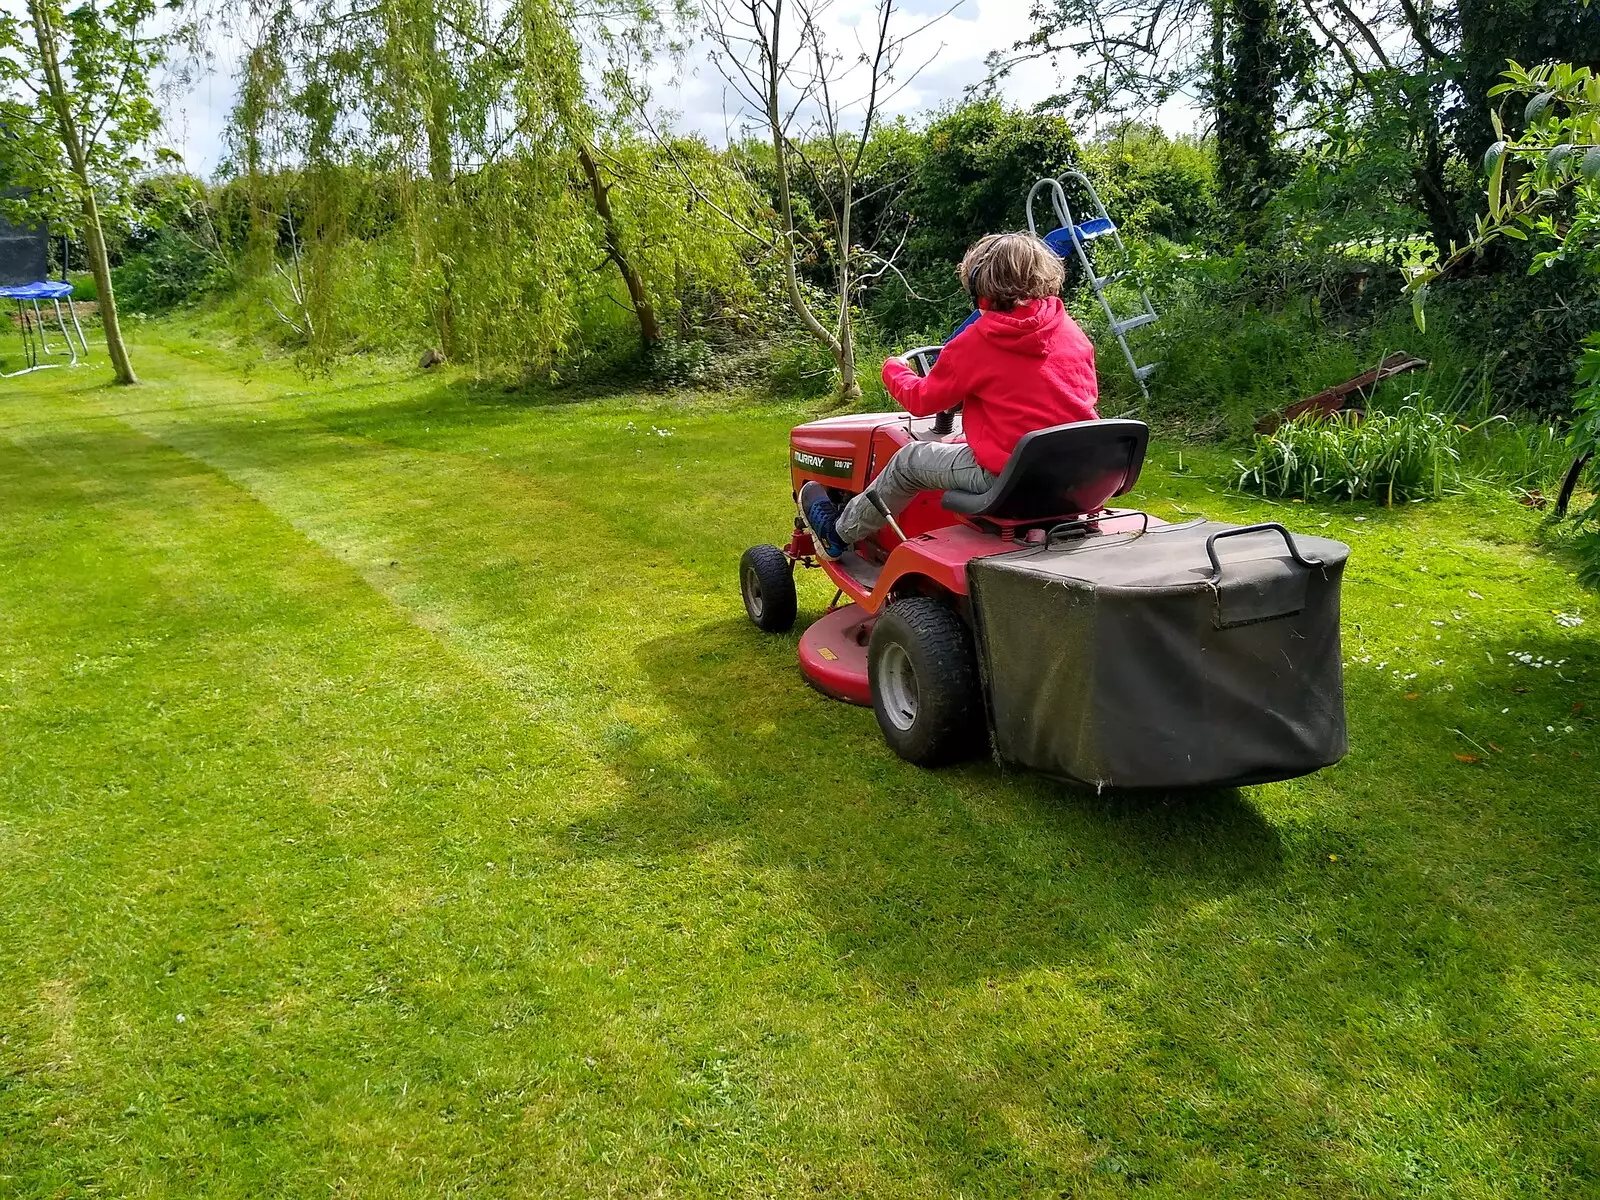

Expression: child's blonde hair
xmin=958 ymin=233 xmax=1065 ymax=311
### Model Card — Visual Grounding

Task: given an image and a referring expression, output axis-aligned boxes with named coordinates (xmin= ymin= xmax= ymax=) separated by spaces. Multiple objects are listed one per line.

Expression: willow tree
xmin=0 ymin=0 xmax=165 ymax=383
xmin=228 ymin=0 xmax=520 ymax=360
xmin=226 ymin=0 xmax=729 ymax=371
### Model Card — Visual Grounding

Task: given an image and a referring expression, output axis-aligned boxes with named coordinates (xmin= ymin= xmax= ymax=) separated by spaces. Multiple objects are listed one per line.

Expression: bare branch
xmin=1300 ymin=0 xmax=1374 ymax=92
xmin=1324 ymin=0 xmax=1392 ymax=69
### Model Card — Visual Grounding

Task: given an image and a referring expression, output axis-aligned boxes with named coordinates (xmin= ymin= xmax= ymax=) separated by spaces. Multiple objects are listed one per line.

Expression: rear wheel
xmin=868 ymin=596 xmax=983 ymax=765
xmin=740 ymin=545 xmax=797 ymax=632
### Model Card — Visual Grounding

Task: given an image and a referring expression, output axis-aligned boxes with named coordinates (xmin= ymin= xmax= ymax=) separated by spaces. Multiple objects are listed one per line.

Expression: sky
xmin=159 ymin=0 xmax=1202 ymax=178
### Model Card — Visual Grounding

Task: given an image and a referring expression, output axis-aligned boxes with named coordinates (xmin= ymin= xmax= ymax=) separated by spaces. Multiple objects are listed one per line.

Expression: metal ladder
xmin=1027 ymin=169 xmax=1160 ymax=402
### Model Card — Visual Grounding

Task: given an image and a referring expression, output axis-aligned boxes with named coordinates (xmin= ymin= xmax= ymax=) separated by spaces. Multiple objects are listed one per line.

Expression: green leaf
xmin=1549 ymin=143 xmax=1574 ymax=172
xmin=1525 ymin=91 xmax=1555 ymax=125
xmin=1583 ymin=146 xmax=1600 ymax=182
xmin=1485 ymin=141 xmax=1508 ymax=218
xmin=1412 ymin=283 xmax=1429 ymax=333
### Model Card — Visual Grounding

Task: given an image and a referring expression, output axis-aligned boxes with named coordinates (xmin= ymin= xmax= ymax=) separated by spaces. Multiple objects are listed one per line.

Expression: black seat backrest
xmin=941 ymin=419 xmax=1149 ymax=521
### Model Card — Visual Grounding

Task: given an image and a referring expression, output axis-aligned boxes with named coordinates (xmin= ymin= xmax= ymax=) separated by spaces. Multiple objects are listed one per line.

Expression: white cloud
xmin=652 ymin=0 xmax=1061 ymax=144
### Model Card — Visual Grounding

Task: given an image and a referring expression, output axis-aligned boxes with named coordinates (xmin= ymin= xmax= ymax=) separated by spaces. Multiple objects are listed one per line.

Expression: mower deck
xmin=797 ymin=604 xmax=874 ymax=706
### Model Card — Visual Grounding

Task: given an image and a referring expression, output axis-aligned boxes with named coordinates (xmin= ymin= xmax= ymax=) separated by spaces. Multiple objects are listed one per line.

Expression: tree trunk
xmin=835 ymin=318 xmax=860 ymax=402
xmin=834 ymin=177 xmax=861 ymax=402
xmin=576 ymin=142 xmax=660 ymax=354
xmin=1412 ymin=116 xmax=1464 ymax=260
xmin=30 ymin=0 xmax=136 ymax=384
xmin=1212 ymin=0 xmax=1285 ymax=241
xmin=421 ymin=14 xmax=459 ymax=359
xmin=76 ymin=192 xmax=133 ymax=383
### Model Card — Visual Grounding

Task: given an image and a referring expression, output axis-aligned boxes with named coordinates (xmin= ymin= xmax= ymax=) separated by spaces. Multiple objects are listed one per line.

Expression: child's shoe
xmin=798 ymin=481 xmax=848 ymax=560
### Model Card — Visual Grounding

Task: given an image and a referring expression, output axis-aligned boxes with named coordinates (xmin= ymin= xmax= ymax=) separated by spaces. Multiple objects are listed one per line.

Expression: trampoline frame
xmin=2 ymin=281 xmax=90 ymax=376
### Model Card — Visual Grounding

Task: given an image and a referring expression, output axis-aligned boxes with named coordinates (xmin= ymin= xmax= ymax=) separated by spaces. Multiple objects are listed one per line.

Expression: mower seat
xmin=941 ymin=418 xmax=1149 ymax=521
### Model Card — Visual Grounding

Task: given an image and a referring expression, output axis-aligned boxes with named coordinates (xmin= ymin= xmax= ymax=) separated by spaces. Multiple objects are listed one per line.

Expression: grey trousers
xmin=835 ymin=441 xmax=997 ymax=543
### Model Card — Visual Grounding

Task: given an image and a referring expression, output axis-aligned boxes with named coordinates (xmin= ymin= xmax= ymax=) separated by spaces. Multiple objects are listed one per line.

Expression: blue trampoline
xmin=1 ymin=205 xmax=91 ymax=376
xmin=2 ymin=279 xmax=89 ymax=374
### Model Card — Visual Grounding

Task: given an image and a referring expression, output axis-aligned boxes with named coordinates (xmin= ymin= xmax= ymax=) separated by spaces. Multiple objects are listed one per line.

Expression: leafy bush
xmin=1236 ymin=405 xmax=1470 ymax=503
xmin=649 ymin=337 xmax=713 ymax=386
xmin=1575 ymin=532 xmax=1600 ymax=591
xmin=1566 ymin=337 xmax=1600 ymax=584
xmin=1435 ymin=261 xmax=1600 ymax=417
xmin=113 ymin=226 xmax=230 ymax=313
xmin=768 ymin=338 xmax=840 ymax=399
xmin=1138 ymin=285 xmax=1370 ymax=436
xmin=1078 ymin=123 xmax=1218 ymax=244
xmin=866 ymin=100 xmax=1083 ymax=338
xmin=1117 ymin=239 xmax=1504 ymax=438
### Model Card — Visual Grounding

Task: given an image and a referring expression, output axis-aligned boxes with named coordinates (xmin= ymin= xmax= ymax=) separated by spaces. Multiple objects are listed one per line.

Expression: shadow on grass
xmin=598 ymin=622 xmax=1600 ymax=1190
xmin=576 ymin=615 xmax=1284 ymax=993
xmin=302 ymin=372 xmax=800 ymax=450
xmin=304 ymin=376 xmax=646 ymax=440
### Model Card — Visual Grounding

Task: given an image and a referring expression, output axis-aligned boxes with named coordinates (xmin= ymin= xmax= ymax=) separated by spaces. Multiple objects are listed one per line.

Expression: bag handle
xmin=1205 ymin=523 xmax=1322 ymax=581
xmin=1046 ymin=509 xmax=1151 ymax=544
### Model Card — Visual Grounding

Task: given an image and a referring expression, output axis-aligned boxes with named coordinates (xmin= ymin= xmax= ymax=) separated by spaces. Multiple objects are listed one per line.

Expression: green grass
xmin=2 ymin=324 xmax=1597 ymax=1197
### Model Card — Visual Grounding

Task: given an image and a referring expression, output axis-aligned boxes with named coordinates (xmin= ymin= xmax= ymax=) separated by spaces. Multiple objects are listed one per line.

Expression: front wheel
xmin=740 ymin=545 xmax=797 ymax=632
xmin=868 ymin=596 xmax=983 ymax=765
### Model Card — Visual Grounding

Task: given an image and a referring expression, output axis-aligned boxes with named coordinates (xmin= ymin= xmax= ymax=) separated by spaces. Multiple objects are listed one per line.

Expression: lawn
xmin=2 ymin=325 xmax=1597 ymax=1198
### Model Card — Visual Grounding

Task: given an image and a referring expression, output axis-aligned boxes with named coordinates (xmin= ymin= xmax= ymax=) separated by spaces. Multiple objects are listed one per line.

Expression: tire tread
xmin=740 ymin=544 xmax=797 ymax=632
xmin=869 ymin=595 xmax=982 ymax=765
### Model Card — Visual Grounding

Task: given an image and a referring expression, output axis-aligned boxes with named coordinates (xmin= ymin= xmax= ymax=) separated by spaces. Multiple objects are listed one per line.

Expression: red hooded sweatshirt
xmin=880 ymin=296 xmax=1099 ymax=475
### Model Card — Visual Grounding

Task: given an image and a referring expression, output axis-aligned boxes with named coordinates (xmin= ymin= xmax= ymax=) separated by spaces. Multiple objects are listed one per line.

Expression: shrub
xmin=768 ymin=339 xmax=839 ymax=399
xmin=649 ymin=337 xmax=713 ymax=387
xmin=1079 ymin=123 xmax=1218 ymax=245
xmin=1120 ymin=244 xmax=1496 ymax=439
xmin=867 ymin=100 xmax=1083 ymax=338
xmin=113 ymin=226 xmax=231 ymax=313
xmin=1576 ymin=532 xmax=1600 ymax=591
xmin=1565 ymin=337 xmax=1600 ymax=585
xmin=1236 ymin=405 xmax=1469 ymax=504
xmin=1437 ymin=261 xmax=1600 ymax=417
xmin=1138 ymin=286 xmax=1368 ymax=436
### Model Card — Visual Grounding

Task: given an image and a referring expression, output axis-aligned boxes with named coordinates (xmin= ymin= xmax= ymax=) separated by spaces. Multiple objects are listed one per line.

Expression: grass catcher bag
xmin=967 ymin=519 xmax=1351 ymax=789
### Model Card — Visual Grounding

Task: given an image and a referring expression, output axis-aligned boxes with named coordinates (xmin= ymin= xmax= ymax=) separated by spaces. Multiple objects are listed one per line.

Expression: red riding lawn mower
xmin=739 ymin=347 xmax=1353 ymax=790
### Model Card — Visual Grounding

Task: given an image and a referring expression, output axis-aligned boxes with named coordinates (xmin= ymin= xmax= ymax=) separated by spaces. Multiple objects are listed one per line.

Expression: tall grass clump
xmin=1237 ymin=405 xmax=1472 ymax=504
xmin=1396 ymin=357 xmax=1570 ymax=496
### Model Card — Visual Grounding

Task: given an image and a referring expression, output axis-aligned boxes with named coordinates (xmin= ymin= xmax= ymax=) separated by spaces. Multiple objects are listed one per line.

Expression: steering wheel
xmin=900 ymin=344 xmax=961 ymax=434
xmin=903 ymin=345 xmax=943 ymax=377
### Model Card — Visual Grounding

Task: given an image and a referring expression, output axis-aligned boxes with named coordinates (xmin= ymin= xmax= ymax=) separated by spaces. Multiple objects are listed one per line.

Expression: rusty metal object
xmin=1257 ymin=352 xmax=1429 ymax=434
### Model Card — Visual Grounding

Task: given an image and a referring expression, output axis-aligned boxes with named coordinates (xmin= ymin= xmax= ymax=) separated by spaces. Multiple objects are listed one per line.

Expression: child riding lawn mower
xmin=738 ymin=348 xmax=1352 ymax=790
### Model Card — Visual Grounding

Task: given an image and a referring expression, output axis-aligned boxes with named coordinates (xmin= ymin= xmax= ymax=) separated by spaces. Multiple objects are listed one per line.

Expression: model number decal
xmin=793 ymin=450 xmax=854 ymax=478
